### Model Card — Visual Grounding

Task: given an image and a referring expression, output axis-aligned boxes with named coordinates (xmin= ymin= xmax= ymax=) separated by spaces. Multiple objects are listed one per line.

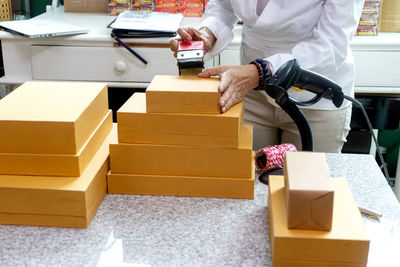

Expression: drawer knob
xmin=115 ymin=60 xmax=127 ymax=72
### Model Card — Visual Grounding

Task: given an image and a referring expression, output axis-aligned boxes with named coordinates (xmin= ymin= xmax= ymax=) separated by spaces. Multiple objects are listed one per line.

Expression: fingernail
xmin=220 ymin=99 xmax=225 ymax=106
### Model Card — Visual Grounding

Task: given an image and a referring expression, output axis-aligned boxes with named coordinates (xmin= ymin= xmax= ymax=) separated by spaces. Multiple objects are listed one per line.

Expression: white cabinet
xmin=219 ymin=49 xmax=240 ymax=66
xmin=353 ymin=51 xmax=400 ymax=87
xmin=30 ymin=45 xmax=179 ymax=82
xmin=217 ymin=34 xmax=400 ymax=95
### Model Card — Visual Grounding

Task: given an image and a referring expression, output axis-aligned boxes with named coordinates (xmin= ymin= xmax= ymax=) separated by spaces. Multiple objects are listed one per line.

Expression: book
xmin=110 ymin=10 xmax=183 ymax=37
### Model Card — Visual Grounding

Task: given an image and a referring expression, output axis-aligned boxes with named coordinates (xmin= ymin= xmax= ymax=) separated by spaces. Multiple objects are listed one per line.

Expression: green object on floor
xmin=378 ymin=128 xmax=400 ymax=177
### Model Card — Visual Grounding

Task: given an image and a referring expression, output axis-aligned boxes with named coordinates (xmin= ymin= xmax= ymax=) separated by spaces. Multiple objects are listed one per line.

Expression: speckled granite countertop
xmin=0 ymin=153 xmax=399 ymax=266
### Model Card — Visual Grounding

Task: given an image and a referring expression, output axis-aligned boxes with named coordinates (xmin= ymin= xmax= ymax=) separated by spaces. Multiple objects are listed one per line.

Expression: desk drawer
xmin=353 ymin=51 xmax=400 ymax=87
xmin=31 ymin=45 xmax=178 ymax=82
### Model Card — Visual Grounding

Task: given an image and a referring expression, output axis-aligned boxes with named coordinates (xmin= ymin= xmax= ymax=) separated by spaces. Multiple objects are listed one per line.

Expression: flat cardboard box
xmin=111 ymin=124 xmax=253 ymax=178
xmin=107 ymin=158 xmax=254 ymax=199
xmin=0 ymin=110 xmax=112 ymax=176
xmin=284 ymin=152 xmax=334 ymax=231
xmin=118 ymin=93 xmax=243 ymax=148
xmin=0 ymin=81 xmax=109 ymax=154
xmin=64 ymin=0 xmax=108 ymax=13
xmin=0 ymin=124 xmax=118 ymax=228
xmin=268 ymin=176 xmax=370 ymax=267
xmin=146 ymin=75 xmax=220 ymax=114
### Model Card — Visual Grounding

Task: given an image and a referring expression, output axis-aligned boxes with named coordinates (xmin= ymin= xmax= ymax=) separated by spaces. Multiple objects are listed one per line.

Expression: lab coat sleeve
xmin=199 ymin=0 xmax=239 ymax=60
xmin=265 ymin=0 xmax=364 ymax=76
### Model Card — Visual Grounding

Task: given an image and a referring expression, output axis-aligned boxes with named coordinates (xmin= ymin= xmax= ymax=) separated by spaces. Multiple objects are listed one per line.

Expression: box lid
xmin=145 ymin=75 xmax=220 ymax=114
xmin=0 ymin=81 xmax=108 ymax=154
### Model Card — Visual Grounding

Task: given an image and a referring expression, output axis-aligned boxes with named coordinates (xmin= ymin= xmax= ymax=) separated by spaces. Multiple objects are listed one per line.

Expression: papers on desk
xmin=110 ymin=11 xmax=183 ymax=38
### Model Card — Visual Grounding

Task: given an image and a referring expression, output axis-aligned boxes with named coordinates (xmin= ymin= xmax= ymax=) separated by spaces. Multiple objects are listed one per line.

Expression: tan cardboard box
xmin=0 ymin=111 xmax=112 ymax=176
xmin=146 ymin=75 xmax=220 ymax=114
xmin=118 ymin=93 xmax=243 ymax=148
xmin=0 ymin=125 xmax=117 ymax=228
xmin=111 ymin=124 xmax=253 ymax=178
xmin=64 ymin=0 xmax=108 ymax=13
xmin=0 ymin=81 xmax=108 ymax=154
xmin=268 ymin=176 xmax=370 ymax=267
xmin=283 ymin=152 xmax=334 ymax=231
xmin=107 ymin=158 xmax=254 ymax=199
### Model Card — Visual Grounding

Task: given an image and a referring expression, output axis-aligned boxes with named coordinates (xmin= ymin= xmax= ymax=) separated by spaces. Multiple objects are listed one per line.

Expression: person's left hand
xmin=199 ymin=65 xmax=259 ymax=112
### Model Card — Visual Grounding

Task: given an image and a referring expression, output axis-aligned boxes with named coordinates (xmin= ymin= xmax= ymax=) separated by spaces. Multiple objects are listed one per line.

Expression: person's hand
xmin=199 ymin=65 xmax=259 ymax=113
xmin=170 ymin=26 xmax=216 ymax=57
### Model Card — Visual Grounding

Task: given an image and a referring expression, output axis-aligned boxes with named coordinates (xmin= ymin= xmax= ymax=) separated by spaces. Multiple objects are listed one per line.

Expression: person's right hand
xmin=170 ymin=26 xmax=216 ymax=57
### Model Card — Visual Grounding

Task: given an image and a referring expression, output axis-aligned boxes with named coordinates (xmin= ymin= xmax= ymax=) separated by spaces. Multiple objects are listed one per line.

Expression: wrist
xmin=249 ymin=64 xmax=260 ymax=89
xmin=249 ymin=59 xmax=270 ymax=90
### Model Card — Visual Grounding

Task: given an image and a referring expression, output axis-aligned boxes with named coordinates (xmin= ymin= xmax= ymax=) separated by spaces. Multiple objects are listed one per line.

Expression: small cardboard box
xmin=118 ymin=93 xmax=243 ymax=148
xmin=110 ymin=124 xmax=253 ymax=178
xmin=64 ymin=0 xmax=108 ymax=13
xmin=283 ymin=152 xmax=334 ymax=231
xmin=0 ymin=125 xmax=117 ymax=228
xmin=268 ymin=176 xmax=370 ymax=267
xmin=146 ymin=75 xmax=220 ymax=114
xmin=0 ymin=81 xmax=108 ymax=155
xmin=0 ymin=111 xmax=112 ymax=176
xmin=107 ymin=158 xmax=254 ymax=199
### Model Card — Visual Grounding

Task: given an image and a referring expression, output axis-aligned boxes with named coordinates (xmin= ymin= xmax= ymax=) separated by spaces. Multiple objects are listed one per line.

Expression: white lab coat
xmin=201 ymin=0 xmax=364 ymax=109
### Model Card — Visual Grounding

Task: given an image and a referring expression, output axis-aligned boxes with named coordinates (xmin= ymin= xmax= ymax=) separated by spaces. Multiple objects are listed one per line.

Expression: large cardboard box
xmin=107 ymin=158 xmax=254 ymax=199
xmin=111 ymin=124 xmax=253 ymax=178
xmin=0 ymin=111 xmax=112 ymax=176
xmin=284 ymin=152 xmax=334 ymax=231
xmin=380 ymin=0 xmax=400 ymax=32
xmin=0 ymin=125 xmax=117 ymax=228
xmin=146 ymin=75 xmax=220 ymax=114
xmin=64 ymin=0 xmax=108 ymax=13
xmin=268 ymin=176 xmax=370 ymax=267
xmin=118 ymin=93 xmax=243 ymax=148
xmin=0 ymin=81 xmax=108 ymax=154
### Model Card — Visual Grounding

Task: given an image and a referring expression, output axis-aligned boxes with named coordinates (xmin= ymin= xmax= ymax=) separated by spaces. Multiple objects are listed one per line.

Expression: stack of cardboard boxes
xmin=268 ymin=152 xmax=370 ymax=266
xmin=0 ymin=82 xmax=115 ymax=228
xmin=107 ymin=75 xmax=255 ymax=199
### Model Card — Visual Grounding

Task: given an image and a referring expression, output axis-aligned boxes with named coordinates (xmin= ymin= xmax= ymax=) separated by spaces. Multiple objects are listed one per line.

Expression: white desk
xmin=2 ymin=7 xmax=400 ymax=94
xmin=0 ymin=7 xmax=206 ymax=88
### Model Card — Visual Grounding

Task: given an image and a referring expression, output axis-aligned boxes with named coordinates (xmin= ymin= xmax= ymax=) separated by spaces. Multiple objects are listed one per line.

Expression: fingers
xmin=220 ymin=85 xmax=241 ymax=113
xmin=198 ymin=66 xmax=227 ymax=78
xmin=219 ymin=72 xmax=244 ymax=113
xmin=177 ymin=27 xmax=202 ymax=42
xmin=169 ymin=38 xmax=180 ymax=56
xmin=218 ymin=72 xmax=231 ymax=93
xmin=171 ymin=27 xmax=203 ymax=58
xmin=198 ymin=66 xmax=236 ymax=112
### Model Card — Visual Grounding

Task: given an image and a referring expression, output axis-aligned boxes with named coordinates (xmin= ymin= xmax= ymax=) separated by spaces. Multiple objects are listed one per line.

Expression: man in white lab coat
xmin=171 ymin=0 xmax=365 ymax=152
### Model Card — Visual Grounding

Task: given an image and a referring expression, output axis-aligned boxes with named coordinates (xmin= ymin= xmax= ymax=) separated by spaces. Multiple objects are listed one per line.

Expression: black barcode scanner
xmin=264 ymin=58 xmax=345 ymax=108
xmin=257 ymin=58 xmax=391 ymax=186
xmin=258 ymin=58 xmax=345 ymax=152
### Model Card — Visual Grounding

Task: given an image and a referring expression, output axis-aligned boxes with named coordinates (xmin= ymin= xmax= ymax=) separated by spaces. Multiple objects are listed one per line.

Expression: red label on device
xmin=178 ymin=41 xmax=204 ymax=51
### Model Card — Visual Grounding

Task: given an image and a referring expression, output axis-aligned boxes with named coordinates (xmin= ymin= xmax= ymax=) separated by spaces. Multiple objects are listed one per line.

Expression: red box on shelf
xmin=179 ymin=0 xmax=203 ymax=17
